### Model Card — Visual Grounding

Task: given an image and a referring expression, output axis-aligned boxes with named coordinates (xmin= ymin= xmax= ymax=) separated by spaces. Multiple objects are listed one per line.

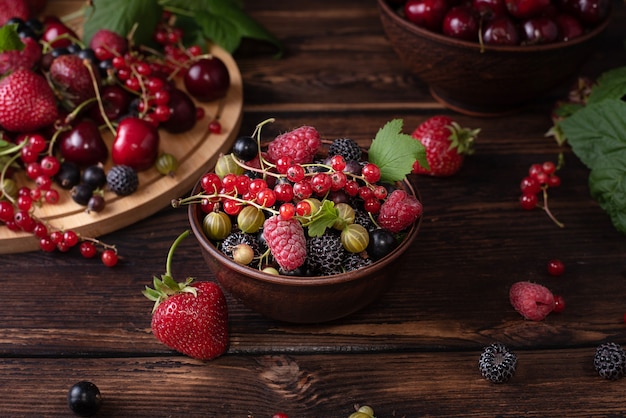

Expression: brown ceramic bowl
xmin=188 ymin=178 xmax=421 ymax=324
xmin=377 ymin=0 xmax=611 ymax=116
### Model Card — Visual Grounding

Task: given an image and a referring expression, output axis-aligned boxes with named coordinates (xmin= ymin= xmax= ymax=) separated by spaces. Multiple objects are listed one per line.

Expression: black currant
xmin=82 ymin=165 xmax=107 ymax=189
xmin=87 ymin=194 xmax=106 ymax=213
xmin=76 ymin=48 xmax=96 ymax=63
xmin=232 ymin=136 xmax=258 ymax=161
xmin=68 ymin=381 xmax=102 ymax=417
xmin=367 ymin=228 xmax=398 ymax=261
xmin=55 ymin=161 xmax=81 ymax=190
xmin=71 ymin=183 xmax=94 ymax=206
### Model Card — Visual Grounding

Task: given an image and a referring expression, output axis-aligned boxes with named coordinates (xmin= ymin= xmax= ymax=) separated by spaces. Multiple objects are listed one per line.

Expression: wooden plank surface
xmin=2 ymin=0 xmax=626 ymax=416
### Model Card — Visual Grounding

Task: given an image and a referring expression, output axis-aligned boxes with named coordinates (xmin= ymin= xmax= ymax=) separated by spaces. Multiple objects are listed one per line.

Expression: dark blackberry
xmin=343 ymin=253 xmax=373 ymax=272
xmin=478 ymin=343 xmax=517 ymax=383
xmin=594 ymin=342 xmax=626 ymax=380
xmin=354 ymin=208 xmax=377 ymax=232
xmin=307 ymin=232 xmax=347 ymax=275
xmin=220 ymin=232 xmax=261 ymax=261
xmin=328 ymin=138 xmax=362 ymax=162
xmin=106 ymin=165 xmax=139 ymax=196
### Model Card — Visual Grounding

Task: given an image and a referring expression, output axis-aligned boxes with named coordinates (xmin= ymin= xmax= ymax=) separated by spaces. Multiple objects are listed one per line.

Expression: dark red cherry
xmin=160 ymin=88 xmax=197 ymax=133
xmin=554 ymin=14 xmax=584 ymax=41
xmin=59 ymin=119 xmax=109 ymax=167
xmin=482 ymin=16 xmax=520 ymax=45
xmin=90 ymin=85 xmax=133 ymax=124
xmin=403 ymin=0 xmax=449 ymax=32
xmin=41 ymin=20 xmax=78 ymax=48
xmin=183 ymin=57 xmax=230 ymax=102
xmin=505 ymin=0 xmax=551 ymax=19
xmin=521 ymin=17 xmax=559 ymax=44
xmin=112 ymin=117 xmax=160 ymax=171
xmin=442 ymin=6 xmax=479 ymax=41
xmin=575 ymin=0 xmax=610 ymax=25
xmin=473 ymin=0 xmax=507 ymax=19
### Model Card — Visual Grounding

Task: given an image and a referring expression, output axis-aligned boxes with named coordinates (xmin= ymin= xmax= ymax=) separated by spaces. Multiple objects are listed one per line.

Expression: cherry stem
xmin=83 ymin=60 xmax=117 ymax=136
xmin=539 ymin=186 xmax=564 ymax=228
xmin=165 ymin=230 xmax=191 ymax=279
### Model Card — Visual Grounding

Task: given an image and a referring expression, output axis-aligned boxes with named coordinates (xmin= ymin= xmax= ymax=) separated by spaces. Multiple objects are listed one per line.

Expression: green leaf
xmin=82 ymin=0 xmax=163 ymax=47
xmin=160 ymin=0 xmax=283 ymax=55
xmin=589 ymin=165 xmax=626 ymax=234
xmin=368 ymin=119 xmax=427 ymax=183
xmin=0 ymin=24 xmax=25 ymax=53
xmin=587 ymin=66 xmax=626 ymax=104
xmin=306 ymin=200 xmax=340 ymax=237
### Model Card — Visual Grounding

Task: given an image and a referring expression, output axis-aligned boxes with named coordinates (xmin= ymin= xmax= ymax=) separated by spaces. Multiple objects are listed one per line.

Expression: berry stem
xmin=166 ymin=230 xmax=191 ymax=278
xmin=83 ymin=59 xmax=117 ymax=136
xmin=539 ymin=186 xmax=564 ymax=228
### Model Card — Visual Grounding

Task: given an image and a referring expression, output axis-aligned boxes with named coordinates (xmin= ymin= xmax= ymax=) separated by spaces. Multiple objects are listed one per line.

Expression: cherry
xmin=112 ymin=117 xmax=160 ymax=171
xmin=183 ymin=57 xmax=230 ymax=102
xmin=404 ymin=0 xmax=448 ymax=32
xmin=59 ymin=119 xmax=109 ymax=168
xmin=442 ymin=6 xmax=480 ymax=41
xmin=573 ymin=0 xmax=611 ymax=25
xmin=482 ymin=16 xmax=520 ymax=45
xmin=505 ymin=0 xmax=551 ymax=19
xmin=554 ymin=14 xmax=584 ymax=41
xmin=473 ymin=0 xmax=507 ymax=18
xmin=41 ymin=20 xmax=78 ymax=48
xmin=90 ymin=84 xmax=132 ymax=124
xmin=521 ymin=17 xmax=559 ymax=44
xmin=160 ymin=88 xmax=197 ymax=133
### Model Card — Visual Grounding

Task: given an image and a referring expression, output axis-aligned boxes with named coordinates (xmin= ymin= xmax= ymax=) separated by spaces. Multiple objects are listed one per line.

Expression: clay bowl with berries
xmin=378 ymin=0 xmax=612 ymax=116
xmin=185 ymin=120 xmax=423 ymax=324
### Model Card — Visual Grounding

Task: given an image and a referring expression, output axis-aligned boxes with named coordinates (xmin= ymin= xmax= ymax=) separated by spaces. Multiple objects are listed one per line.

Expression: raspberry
xmin=594 ymin=342 xmax=626 ymax=380
xmin=106 ymin=165 xmax=139 ymax=196
xmin=377 ymin=189 xmax=423 ymax=233
xmin=267 ymin=126 xmax=321 ymax=164
xmin=307 ymin=232 xmax=347 ymax=275
xmin=479 ymin=343 xmax=517 ymax=383
xmin=509 ymin=281 xmax=555 ymax=321
xmin=262 ymin=215 xmax=307 ymax=271
xmin=328 ymin=137 xmax=362 ymax=162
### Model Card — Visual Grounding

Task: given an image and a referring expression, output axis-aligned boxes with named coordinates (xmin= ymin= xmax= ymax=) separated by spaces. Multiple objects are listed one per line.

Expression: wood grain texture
xmin=2 ymin=0 xmax=626 ymax=416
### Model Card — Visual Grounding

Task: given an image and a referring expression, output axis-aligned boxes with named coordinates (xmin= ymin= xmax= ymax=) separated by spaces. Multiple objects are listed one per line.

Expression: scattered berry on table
xmin=518 ymin=159 xmax=564 ymax=228
xmin=594 ymin=342 xmax=626 ymax=380
xmin=479 ymin=343 xmax=517 ymax=383
xmin=509 ymin=281 xmax=555 ymax=321
xmin=547 ymin=259 xmax=565 ymax=276
xmin=67 ymin=381 xmax=102 ymax=417
xmin=552 ymin=294 xmax=566 ymax=313
xmin=106 ymin=165 xmax=139 ymax=196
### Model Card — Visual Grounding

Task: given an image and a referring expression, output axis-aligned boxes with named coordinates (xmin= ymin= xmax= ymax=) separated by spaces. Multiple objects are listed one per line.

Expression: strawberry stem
xmin=166 ymin=230 xmax=191 ymax=278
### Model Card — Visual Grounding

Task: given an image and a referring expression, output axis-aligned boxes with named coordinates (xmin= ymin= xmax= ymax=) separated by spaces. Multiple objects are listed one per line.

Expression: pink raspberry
xmin=262 ymin=215 xmax=307 ymax=271
xmin=509 ymin=281 xmax=555 ymax=321
xmin=267 ymin=126 xmax=321 ymax=164
xmin=377 ymin=189 xmax=423 ymax=233
xmin=0 ymin=37 xmax=42 ymax=76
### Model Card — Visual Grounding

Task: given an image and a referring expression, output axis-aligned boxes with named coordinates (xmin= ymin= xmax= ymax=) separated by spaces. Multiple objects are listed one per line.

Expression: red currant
xmin=364 ymin=197 xmax=381 ymax=213
xmin=274 ymin=182 xmax=294 ymax=202
xmin=0 ymin=201 xmax=15 ymax=222
xmin=362 ymin=163 xmax=381 ymax=183
xmin=329 ymin=155 xmax=346 ymax=171
xmin=200 ymin=173 xmax=222 ymax=194
xmin=292 ymin=180 xmax=312 ymax=200
xmin=310 ymin=173 xmax=332 ymax=195
xmin=296 ymin=200 xmax=312 ymax=216
xmin=80 ymin=241 xmax=98 ymax=258
xmin=248 ymin=179 xmax=268 ymax=197
xmin=520 ymin=176 xmax=541 ymax=195
xmin=286 ymin=164 xmax=305 ymax=183
xmin=63 ymin=230 xmax=79 ymax=247
xmin=101 ymin=249 xmax=119 ymax=267
xmin=519 ymin=193 xmax=538 ymax=210
xmin=547 ymin=259 xmax=565 ymax=276
xmin=279 ymin=203 xmax=296 ymax=220
xmin=542 ymin=161 xmax=556 ymax=175
xmin=208 ymin=120 xmax=222 ymax=134
xmin=256 ymin=188 xmax=277 ymax=208
xmin=553 ymin=294 xmax=566 ymax=313
xmin=39 ymin=237 xmax=57 ymax=252
xmin=223 ymin=198 xmax=243 ymax=215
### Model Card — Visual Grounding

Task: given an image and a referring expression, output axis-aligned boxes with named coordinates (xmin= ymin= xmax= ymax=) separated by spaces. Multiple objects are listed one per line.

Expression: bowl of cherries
xmin=183 ymin=119 xmax=423 ymax=324
xmin=378 ymin=0 xmax=611 ymax=115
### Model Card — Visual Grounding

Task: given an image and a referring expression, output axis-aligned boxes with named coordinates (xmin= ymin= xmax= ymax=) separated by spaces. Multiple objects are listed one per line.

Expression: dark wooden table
xmin=3 ymin=1 xmax=626 ymax=416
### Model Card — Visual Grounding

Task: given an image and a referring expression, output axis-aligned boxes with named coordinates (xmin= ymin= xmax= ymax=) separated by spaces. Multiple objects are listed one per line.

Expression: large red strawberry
xmin=411 ymin=115 xmax=479 ymax=177
xmin=148 ymin=280 xmax=229 ymax=360
xmin=49 ymin=54 xmax=100 ymax=110
xmin=0 ymin=68 xmax=59 ymax=132
xmin=143 ymin=231 xmax=229 ymax=361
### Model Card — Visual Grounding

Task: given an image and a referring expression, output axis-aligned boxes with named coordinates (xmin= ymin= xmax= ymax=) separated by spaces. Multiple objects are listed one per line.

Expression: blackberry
xmin=106 ymin=165 xmax=139 ymax=196
xmin=328 ymin=138 xmax=362 ymax=161
xmin=307 ymin=232 xmax=347 ymax=275
xmin=354 ymin=208 xmax=377 ymax=232
xmin=478 ymin=343 xmax=517 ymax=383
xmin=220 ymin=232 xmax=261 ymax=260
xmin=594 ymin=342 xmax=626 ymax=380
xmin=343 ymin=253 xmax=373 ymax=272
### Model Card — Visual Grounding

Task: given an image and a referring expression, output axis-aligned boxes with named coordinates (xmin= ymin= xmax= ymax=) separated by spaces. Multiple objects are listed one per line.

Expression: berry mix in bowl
xmin=377 ymin=0 xmax=611 ymax=116
xmin=180 ymin=118 xmax=425 ymax=323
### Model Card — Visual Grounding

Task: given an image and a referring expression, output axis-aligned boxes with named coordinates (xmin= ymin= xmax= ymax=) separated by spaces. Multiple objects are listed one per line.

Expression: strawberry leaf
xmin=82 ymin=0 xmax=163 ymax=47
xmin=0 ymin=24 xmax=25 ymax=53
xmin=368 ymin=119 xmax=428 ymax=183
xmin=306 ymin=200 xmax=339 ymax=237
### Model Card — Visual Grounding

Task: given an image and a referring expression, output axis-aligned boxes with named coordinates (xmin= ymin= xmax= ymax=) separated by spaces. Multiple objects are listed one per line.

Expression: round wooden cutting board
xmin=0 ymin=1 xmax=244 ymax=254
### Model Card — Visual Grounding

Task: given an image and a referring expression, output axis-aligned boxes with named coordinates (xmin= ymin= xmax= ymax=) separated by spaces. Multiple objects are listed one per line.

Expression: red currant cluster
xmin=518 ymin=159 xmax=564 ymax=228
xmin=0 ymin=134 xmax=118 ymax=266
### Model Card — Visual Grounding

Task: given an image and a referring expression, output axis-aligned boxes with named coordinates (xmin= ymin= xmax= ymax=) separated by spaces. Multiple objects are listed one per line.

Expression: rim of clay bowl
xmin=188 ymin=178 xmax=422 ymax=288
xmin=377 ymin=0 xmax=611 ymax=53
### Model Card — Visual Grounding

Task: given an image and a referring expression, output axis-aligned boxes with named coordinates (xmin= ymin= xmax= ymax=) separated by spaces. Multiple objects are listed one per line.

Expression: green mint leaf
xmin=368 ymin=119 xmax=427 ymax=183
xmin=82 ymin=0 xmax=163 ymax=48
xmin=0 ymin=24 xmax=25 ymax=53
xmin=160 ymin=0 xmax=283 ymax=55
xmin=306 ymin=200 xmax=339 ymax=237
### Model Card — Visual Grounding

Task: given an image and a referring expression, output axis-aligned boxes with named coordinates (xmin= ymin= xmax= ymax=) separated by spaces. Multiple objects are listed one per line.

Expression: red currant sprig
xmin=519 ymin=158 xmax=564 ymax=228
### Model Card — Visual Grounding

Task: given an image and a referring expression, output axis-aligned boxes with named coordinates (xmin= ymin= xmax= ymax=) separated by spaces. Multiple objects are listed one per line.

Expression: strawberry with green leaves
xmin=411 ymin=115 xmax=479 ymax=177
xmin=143 ymin=231 xmax=229 ymax=361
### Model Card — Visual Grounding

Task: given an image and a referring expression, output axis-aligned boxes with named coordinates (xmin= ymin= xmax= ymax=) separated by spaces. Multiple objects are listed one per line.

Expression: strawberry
xmin=0 ymin=68 xmax=59 ymax=132
xmin=0 ymin=37 xmax=42 ymax=76
xmin=143 ymin=231 xmax=229 ymax=361
xmin=0 ymin=0 xmax=30 ymax=26
xmin=411 ymin=115 xmax=479 ymax=176
xmin=48 ymin=54 xmax=100 ymax=110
